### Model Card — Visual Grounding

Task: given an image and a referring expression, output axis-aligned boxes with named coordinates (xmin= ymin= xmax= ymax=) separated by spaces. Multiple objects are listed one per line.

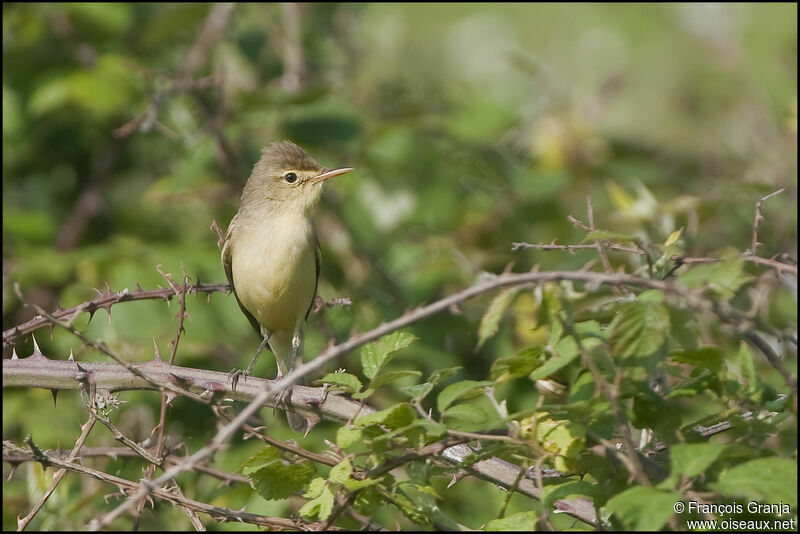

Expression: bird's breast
xmin=231 ymin=215 xmax=317 ymax=332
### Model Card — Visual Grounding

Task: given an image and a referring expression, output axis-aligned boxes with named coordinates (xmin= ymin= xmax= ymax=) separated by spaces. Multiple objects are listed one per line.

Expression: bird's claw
xmin=228 ymin=367 xmax=251 ymax=392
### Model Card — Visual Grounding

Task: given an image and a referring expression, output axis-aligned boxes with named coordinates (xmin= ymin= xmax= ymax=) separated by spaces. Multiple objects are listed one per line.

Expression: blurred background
xmin=3 ymin=3 xmax=797 ymax=529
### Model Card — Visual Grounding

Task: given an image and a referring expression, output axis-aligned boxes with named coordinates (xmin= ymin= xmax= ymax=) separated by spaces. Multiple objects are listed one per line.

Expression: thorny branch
xmin=4 ymin=440 xmax=336 ymax=531
xmin=4 ymin=265 xmax=795 ymax=528
xmin=3 ymin=282 xmax=230 ymax=348
xmin=3 ymin=352 xmax=598 ymax=527
xmin=16 ymin=413 xmax=97 ymax=530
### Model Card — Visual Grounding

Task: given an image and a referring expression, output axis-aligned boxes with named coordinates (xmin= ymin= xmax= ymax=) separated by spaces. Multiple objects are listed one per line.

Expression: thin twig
xmin=16 ymin=414 xmax=97 ymax=530
xmin=751 ymin=188 xmax=786 ymax=255
xmin=3 ymin=282 xmax=230 ymax=348
xmin=6 ymin=440 xmax=335 ymax=530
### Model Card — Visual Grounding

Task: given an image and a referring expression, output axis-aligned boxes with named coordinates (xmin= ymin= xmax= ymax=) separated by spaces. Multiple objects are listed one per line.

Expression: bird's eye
xmin=284 ymin=172 xmax=297 ymax=183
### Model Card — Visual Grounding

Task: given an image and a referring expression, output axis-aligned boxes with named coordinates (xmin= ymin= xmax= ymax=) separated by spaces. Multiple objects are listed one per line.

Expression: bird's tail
xmin=269 ymin=329 xmax=307 ymax=433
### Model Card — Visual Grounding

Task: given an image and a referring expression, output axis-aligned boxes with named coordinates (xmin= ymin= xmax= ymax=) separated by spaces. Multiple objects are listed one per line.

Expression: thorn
xmin=447 ymin=470 xmax=468 ymax=488
xmin=51 ymin=389 xmax=58 ymax=406
xmin=165 ymin=392 xmax=177 ymax=405
xmin=11 ymin=349 xmax=18 ymax=360
xmin=303 ymin=414 xmax=321 ymax=437
xmin=152 ymin=339 xmax=164 ymax=362
xmin=31 ymin=335 xmax=42 ymax=355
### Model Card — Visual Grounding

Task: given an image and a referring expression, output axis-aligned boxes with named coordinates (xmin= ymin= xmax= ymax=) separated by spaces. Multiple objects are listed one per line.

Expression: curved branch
xmin=3 ymin=283 xmax=230 ymax=348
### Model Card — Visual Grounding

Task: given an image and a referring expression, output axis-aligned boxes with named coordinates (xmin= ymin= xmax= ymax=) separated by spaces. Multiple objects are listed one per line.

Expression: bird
xmin=221 ymin=140 xmax=352 ymax=432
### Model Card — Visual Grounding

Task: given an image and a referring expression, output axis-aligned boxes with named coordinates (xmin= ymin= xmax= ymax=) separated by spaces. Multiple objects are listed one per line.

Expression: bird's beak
xmin=313 ymin=167 xmax=353 ymax=182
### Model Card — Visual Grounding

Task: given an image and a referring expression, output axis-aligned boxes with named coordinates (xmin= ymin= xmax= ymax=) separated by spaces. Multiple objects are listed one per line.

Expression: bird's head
xmin=243 ymin=140 xmax=352 ymax=214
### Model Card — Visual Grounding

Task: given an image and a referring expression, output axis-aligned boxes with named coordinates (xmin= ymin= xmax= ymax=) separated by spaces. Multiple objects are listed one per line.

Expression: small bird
xmin=221 ymin=141 xmax=352 ymax=432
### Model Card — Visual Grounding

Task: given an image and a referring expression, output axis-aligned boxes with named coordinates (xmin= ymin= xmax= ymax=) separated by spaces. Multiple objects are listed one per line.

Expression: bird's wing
xmin=305 ymin=236 xmax=322 ymax=321
xmin=222 ymin=218 xmax=263 ymax=337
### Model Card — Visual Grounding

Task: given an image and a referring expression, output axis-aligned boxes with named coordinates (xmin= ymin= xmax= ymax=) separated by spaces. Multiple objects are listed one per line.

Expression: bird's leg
xmin=229 ymin=329 xmax=271 ymax=391
xmin=246 ymin=332 xmax=272 ymax=375
xmin=275 ymin=326 xmax=306 ymax=429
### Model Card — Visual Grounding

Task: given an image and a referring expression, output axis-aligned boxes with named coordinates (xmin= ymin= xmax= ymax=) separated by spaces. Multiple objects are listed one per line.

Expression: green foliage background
xmin=2 ymin=3 xmax=797 ymax=530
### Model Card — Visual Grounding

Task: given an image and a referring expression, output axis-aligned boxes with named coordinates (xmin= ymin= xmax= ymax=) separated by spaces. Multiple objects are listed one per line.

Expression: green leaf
xmin=329 ymin=458 xmax=353 ymax=485
xmin=712 ymin=458 xmax=797 ymax=506
xmin=329 ymin=458 xmax=380 ymax=491
xmin=540 ymin=480 xmax=603 ymax=510
xmin=678 ymin=249 xmax=753 ymax=299
xmin=437 ymin=380 xmax=492 ymax=413
xmin=669 ymin=443 xmax=727 ymax=481
xmin=528 ymin=337 xmax=581 ymax=381
xmin=739 ymin=341 xmax=760 ymax=392
xmin=240 ymin=447 xmax=315 ymax=501
xmin=299 ymin=486 xmax=335 ymax=520
xmin=491 ymin=346 xmax=545 ymax=383
xmin=351 ymin=387 xmax=375 ymax=400
xmin=428 ymin=366 xmax=462 ymax=385
xmin=477 ymin=287 xmax=520 ymax=349
xmin=664 ymin=227 xmax=684 ymax=247
xmin=317 ymin=372 xmax=362 ymax=393
xmin=371 ymin=370 xmax=422 ymax=389
xmin=361 ymin=331 xmax=419 ymax=379
xmin=402 ymin=382 xmax=434 ymax=401
xmin=355 ymin=402 xmax=415 ymax=430
xmin=485 ymin=511 xmax=539 ymax=531
xmin=443 ymin=403 xmax=487 ymax=424
xmin=603 ymin=487 xmax=681 ymax=531
xmin=669 ymin=347 xmax=723 ymax=373
xmin=336 ymin=426 xmax=363 ymax=449
xmin=608 ymin=291 xmax=669 ymax=364
xmin=303 ymin=477 xmax=327 ymax=499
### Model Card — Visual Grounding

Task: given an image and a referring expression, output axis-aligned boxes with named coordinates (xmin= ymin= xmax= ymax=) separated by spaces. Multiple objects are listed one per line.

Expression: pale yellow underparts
xmin=230 ymin=211 xmax=317 ymax=334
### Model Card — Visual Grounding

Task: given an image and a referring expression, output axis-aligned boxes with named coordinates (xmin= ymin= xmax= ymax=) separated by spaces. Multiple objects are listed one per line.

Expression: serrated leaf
xmin=476 ymin=287 xmax=520 ymax=349
xmin=669 ymin=347 xmax=723 ymax=373
xmin=402 ymin=382 xmax=434 ymax=400
xmin=603 ymin=487 xmax=681 ymax=531
xmin=669 ymin=443 xmax=727 ymax=480
xmin=317 ymin=372 xmax=362 ymax=393
xmin=389 ymin=490 xmax=431 ymax=526
xmin=336 ymin=426 xmax=363 ymax=449
xmin=443 ymin=403 xmax=487 ymax=424
xmin=437 ymin=380 xmax=492 ymax=413
xmin=361 ymin=331 xmax=419 ymax=379
xmin=609 ymin=291 xmax=669 ymax=362
xmin=330 ymin=459 xmax=380 ymax=491
xmin=329 ymin=458 xmax=353 ymax=485
xmin=242 ymin=447 xmax=315 ymax=501
xmin=303 ymin=477 xmax=327 ymax=499
xmin=485 ymin=511 xmax=539 ymax=531
xmin=239 ymin=445 xmax=281 ymax=475
xmin=582 ymin=229 xmax=637 ymax=244
xmin=299 ymin=486 xmax=335 ymax=520
xmin=712 ymin=458 xmax=797 ymax=506
xmin=355 ymin=402 xmax=415 ymax=429
xmin=678 ymin=249 xmax=753 ymax=299
xmin=491 ymin=346 xmax=545 ymax=383
xmin=528 ymin=337 xmax=581 ymax=381
xmin=371 ymin=370 xmax=422 ymax=389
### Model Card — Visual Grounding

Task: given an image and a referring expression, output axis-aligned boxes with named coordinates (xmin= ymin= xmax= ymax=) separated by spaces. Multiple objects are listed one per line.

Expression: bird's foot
xmin=228 ymin=367 xmax=253 ymax=393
